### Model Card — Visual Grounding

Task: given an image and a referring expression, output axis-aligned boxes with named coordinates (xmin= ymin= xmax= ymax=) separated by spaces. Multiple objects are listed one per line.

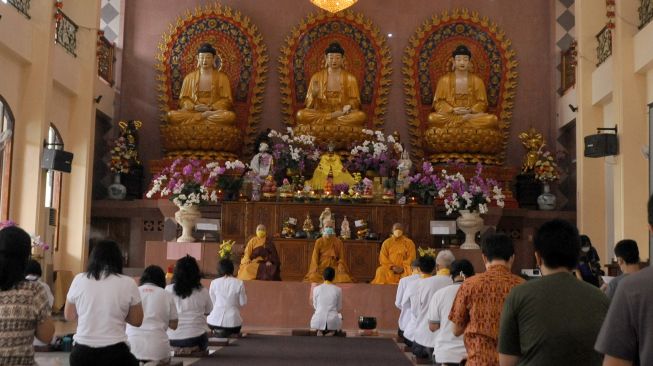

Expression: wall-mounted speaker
xmin=41 ymin=149 xmax=74 ymax=173
xmin=584 ymin=134 xmax=618 ymax=158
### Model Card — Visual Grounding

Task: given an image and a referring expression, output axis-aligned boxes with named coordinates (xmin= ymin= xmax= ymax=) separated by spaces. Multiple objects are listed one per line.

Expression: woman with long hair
xmin=126 ymin=265 xmax=178 ymax=363
xmin=0 ymin=225 xmax=54 ymax=365
xmin=65 ymin=240 xmax=143 ymax=366
xmin=166 ymin=256 xmax=212 ymax=352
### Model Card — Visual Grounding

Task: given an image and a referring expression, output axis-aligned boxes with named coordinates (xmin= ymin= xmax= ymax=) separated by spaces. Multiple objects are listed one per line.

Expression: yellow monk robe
xmin=237 ymin=236 xmax=281 ymax=281
xmin=304 ymin=236 xmax=354 ymax=283
xmin=307 ymin=152 xmax=356 ymax=191
xmin=371 ymin=235 xmax=416 ymax=285
xmin=167 ymin=69 xmax=236 ymax=126
xmin=427 ymin=72 xmax=498 ymax=130
xmin=296 ymin=69 xmax=366 ymax=126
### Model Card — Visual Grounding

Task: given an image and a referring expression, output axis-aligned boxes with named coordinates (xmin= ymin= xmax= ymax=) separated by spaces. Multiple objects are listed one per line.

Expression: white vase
xmin=456 ymin=210 xmax=484 ymax=250
xmin=174 ymin=205 xmax=201 ymax=243
xmin=107 ymin=174 xmax=127 ymax=200
xmin=537 ymin=183 xmax=556 ymax=211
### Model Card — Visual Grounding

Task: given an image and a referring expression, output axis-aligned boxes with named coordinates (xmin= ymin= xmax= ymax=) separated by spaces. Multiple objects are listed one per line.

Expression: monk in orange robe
xmin=304 ymin=220 xmax=354 ymax=283
xmin=371 ymin=223 xmax=416 ymax=285
xmin=237 ymin=224 xmax=281 ymax=281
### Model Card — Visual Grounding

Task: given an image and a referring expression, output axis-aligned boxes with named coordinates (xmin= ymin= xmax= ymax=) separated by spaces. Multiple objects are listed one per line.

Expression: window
xmin=44 ymin=124 xmax=63 ymax=251
xmin=0 ymin=95 xmax=14 ymax=221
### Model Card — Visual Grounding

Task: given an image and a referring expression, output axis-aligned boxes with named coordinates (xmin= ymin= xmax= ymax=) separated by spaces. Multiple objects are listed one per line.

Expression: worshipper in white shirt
xmin=65 ymin=240 xmax=143 ymax=366
xmin=127 ymin=265 xmax=178 ymax=363
xmin=410 ymin=250 xmax=455 ymax=361
xmin=166 ymin=255 xmax=213 ymax=351
xmin=207 ymin=259 xmax=247 ymax=338
xmin=428 ymin=259 xmax=475 ymax=366
xmin=25 ymin=259 xmax=55 ymax=348
xmin=310 ymin=267 xmax=344 ymax=336
xmin=395 ymin=259 xmax=420 ymax=342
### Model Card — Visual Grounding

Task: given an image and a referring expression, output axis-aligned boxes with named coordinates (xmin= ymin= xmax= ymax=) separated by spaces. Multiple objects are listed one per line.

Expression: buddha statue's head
xmin=324 ymin=42 xmax=345 ymax=70
xmin=451 ymin=44 xmax=472 ymax=72
xmin=196 ymin=43 xmax=217 ymax=71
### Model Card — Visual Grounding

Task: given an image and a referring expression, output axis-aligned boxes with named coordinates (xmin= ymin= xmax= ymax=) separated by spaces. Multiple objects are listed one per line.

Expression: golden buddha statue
xmin=307 ymin=144 xmax=355 ymax=191
xmin=160 ymin=43 xmax=241 ymax=159
xmin=294 ymin=42 xmax=367 ymax=150
xmin=423 ymin=45 xmax=505 ymax=165
xmin=167 ymin=43 xmax=236 ymax=126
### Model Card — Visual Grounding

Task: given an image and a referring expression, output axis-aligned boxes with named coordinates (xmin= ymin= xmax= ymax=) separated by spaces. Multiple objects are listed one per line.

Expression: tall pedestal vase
xmin=456 ymin=210 xmax=484 ymax=250
xmin=537 ymin=183 xmax=556 ymax=210
xmin=174 ymin=205 xmax=201 ymax=243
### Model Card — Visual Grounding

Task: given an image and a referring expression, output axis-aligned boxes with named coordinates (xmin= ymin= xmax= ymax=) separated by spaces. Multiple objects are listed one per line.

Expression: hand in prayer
xmin=265 ymin=261 xmax=272 ymax=267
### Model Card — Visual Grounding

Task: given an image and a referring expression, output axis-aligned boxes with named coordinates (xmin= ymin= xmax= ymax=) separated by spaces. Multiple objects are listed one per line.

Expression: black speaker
xmin=584 ymin=134 xmax=618 ymax=158
xmin=41 ymin=149 xmax=74 ymax=173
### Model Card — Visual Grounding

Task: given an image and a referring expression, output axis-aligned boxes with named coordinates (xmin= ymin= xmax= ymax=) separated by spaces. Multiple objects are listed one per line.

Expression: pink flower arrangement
xmin=146 ymin=159 xmax=244 ymax=208
xmin=345 ymin=130 xmax=403 ymax=176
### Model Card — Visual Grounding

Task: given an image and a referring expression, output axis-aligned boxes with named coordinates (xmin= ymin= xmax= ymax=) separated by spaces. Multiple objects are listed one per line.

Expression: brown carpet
xmin=193 ymin=334 xmax=413 ymax=366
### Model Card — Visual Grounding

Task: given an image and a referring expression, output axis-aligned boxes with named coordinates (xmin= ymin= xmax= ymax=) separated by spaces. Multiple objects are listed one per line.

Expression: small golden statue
xmin=518 ymin=127 xmax=545 ymax=173
xmin=294 ymin=42 xmax=367 ymax=150
xmin=423 ymin=45 xmax=504 ymax=164
xmin=303 ymin=213 xmax=315 ymax=234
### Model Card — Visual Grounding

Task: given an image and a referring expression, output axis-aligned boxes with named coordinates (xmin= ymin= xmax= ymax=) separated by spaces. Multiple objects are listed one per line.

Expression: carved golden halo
xmin=278 ymin=10 xmax=392 ymax=130
xmin=154 ymin=2 xmax=269 ymax=155
xmin=402 ymin=8 xmax=518 ymax=163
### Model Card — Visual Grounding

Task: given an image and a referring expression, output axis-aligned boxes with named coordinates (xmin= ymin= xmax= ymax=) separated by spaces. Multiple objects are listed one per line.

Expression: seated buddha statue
xmin=428 ymin=45 xmax=499 ymax=130
xmin=167 ymin=43 xmax=236 ymax=126
xmin=296 ymin=42 xmax=366 ymax=126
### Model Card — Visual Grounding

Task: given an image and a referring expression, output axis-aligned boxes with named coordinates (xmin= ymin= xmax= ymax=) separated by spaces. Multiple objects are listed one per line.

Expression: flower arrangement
xmin=109 ymin=136 xmax=139 ymax=174
xmin=407 ymin=162 xmax=441 ymax=204
xmin=436 ymin=162 xmax=506 ymax=215
xmin=534 ymin=150 xmax=560 ymax=183
xmin=268 ymin=128 xmax=321 ymax=177
xmin=146 ymin=159 xmax=239 ymax=208
xmin=218 ymin=240 xmax=235 ymax=260
xmin=345 ymin=130 xmax=403 ymax=177
xmin=418 ymin=247 xmax=437 ymax=258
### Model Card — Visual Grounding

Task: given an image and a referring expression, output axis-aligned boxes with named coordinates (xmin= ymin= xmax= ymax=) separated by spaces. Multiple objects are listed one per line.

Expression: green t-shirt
xmin=498 ymin=272 xmax=609 ymax=366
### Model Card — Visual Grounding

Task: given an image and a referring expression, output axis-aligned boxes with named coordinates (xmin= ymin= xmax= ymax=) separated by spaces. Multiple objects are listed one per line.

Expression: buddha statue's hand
xmin=342 ymin=105 xmax=352 ymax=114
xmin=194 ymin=104 xmax=210 ymax=112
xmin=330 ymin=110 xmax=346 ymax=119
xmin=453 ymin=107 xmax=471 ymax=115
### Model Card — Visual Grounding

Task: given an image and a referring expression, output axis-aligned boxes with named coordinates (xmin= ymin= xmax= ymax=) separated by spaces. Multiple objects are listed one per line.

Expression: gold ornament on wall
xmin=310 ymin=0 xmax=358 ymax=13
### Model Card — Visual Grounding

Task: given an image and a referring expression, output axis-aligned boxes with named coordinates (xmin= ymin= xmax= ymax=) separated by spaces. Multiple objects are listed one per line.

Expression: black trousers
xmin=412 ymin=341 xmax=434 ymax=359
xmin=208 ymin=324 xmax=242 ymax=338
xmin=169 ymin=333 xmax=209 ymax=351
xmin=69 ymin=342 xmax=138 ymax=366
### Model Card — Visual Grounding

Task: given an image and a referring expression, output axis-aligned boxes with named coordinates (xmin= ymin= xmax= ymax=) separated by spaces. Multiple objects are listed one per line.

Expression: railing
xmin=7 ymin=0 xmax=31 ymax=19
xmin=561 ymin=41 xmax=577 ymax=93
xmin=97 ymin=35 xmax=116 ymax=86
xmin=596 ymin=26 xmax=612 ymax=67
xmin=640 ymin=0 xmax=653 ymax=29
xmin=55 ymin=9 xmax=78 ymax=57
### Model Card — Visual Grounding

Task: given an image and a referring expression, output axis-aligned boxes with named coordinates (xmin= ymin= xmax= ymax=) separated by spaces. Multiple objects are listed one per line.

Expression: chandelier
xmin=310 ymin=0 xmax=358 ymax=13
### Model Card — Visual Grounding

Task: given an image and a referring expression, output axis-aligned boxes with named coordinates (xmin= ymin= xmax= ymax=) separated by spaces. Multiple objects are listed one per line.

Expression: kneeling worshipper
xmin=126 ymin=266 xmax=178 ymax=364
xmin=237 ymin=224 xmax=281 ymax=281
xmin=310 ymin=267 xmax=344 ymax=336
xmin=410 ymin=251 xmax=454 ymax=361
xmin=395 ymin=259 xmax=420 ymax=342
xmin=166 ymin=256 xmax=213 ymax=352
xmin=208 ymin=259 xmax=248 ymax=338
xmin=371 ymin=223 xmax=416 ymax=284
xmin=304 ymin=219 xmax=354 ymax=283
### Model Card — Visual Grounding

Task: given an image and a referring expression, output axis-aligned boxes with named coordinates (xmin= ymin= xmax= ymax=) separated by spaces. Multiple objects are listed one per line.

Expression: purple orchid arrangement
xmin=345 ymin=130 xmax=403 ymax=177
xmin=146 ymin=158 xmax=242 ymax=208
xmin=268 ymin=128 xmax=320 ymax=177
xmin=409 ymin=161 xmax=505 ymax=214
